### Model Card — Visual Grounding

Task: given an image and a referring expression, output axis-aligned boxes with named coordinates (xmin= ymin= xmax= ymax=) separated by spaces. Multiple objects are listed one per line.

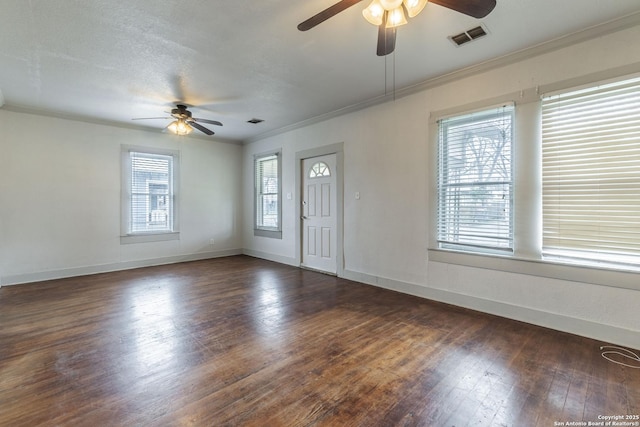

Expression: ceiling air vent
xmin=247 ymin=118 xmax=264 ymax=124
xmin=449 ymin=25 xmax=488 ymax=46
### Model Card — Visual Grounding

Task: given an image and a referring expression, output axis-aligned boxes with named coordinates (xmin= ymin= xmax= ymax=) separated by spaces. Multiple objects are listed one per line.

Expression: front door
xmin=301 ymin=154 xmax=337 ymax=274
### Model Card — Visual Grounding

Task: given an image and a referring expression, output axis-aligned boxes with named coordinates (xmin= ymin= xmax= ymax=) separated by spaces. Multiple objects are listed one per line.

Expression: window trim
xmin=254 ymin=150 xmax=282 ymax=239
xmin=428 ymin=77 xmax=640 ymax=291
xmin=436 ymin=103 xmax=515 ymax=254
xmin=120 ymin=145 xmax=180 ymax=244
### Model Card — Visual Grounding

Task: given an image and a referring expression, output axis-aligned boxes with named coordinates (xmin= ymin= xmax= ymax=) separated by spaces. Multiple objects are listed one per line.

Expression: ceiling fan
xmin=298 ymin=0 xmax=497 ymax=56
xmin=133 ymin=104 xmax=223 ymax=136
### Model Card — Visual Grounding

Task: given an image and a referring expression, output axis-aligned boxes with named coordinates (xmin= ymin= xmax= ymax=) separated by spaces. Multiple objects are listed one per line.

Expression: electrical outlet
xmin=209 ymin=238 xmax=215 ymax=245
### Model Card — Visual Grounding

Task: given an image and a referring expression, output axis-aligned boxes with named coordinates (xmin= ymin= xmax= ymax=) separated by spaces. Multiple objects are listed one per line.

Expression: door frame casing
xmin=295 ymin=143 xmax=344 ymax=277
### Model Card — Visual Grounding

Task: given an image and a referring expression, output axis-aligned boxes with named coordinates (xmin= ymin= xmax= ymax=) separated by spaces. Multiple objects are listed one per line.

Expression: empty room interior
xmin=1 ymin=1 xmax=640 ymax=425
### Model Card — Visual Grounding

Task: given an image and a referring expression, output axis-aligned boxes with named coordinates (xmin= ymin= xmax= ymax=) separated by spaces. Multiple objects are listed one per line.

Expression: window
xmin=542 ymin=76 xmax=640 ymax=268
xmin=437 ymin=104 xmax=514 ymax=254
xmin=121 ymin=147 xmax=179 ymax=243
xmin=430 ymin=74 xmax=640 ymax=288
xmin=255 ymin=152 xmax=282 ymax=239
xmin=309 ymin=161 xmax=331 ymax=178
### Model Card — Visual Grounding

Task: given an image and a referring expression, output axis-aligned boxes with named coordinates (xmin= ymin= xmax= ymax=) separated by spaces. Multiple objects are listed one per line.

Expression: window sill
xmin=428 ymin=248 xmax=639 ymax=291
xmin=254 ymin=229 xmax=282 ymax=239
xmin=120 ymin=232 xmax=180 ymax=245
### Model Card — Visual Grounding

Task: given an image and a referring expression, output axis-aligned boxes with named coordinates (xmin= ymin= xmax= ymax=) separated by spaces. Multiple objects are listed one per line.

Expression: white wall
xmin=0 ymin=110 xmax=243 ymax=285
xmin=243 ymin=25 xmax=640 ymax=349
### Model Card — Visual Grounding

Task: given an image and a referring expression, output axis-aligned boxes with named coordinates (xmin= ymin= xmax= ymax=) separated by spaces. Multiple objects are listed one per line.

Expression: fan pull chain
xmin=393 ymin=50 xmax=396 ymax=101
xmin=383 ymin=51 xmax=397 ymax=101
xmin=384 ymin=53 xmax=388 ymax=96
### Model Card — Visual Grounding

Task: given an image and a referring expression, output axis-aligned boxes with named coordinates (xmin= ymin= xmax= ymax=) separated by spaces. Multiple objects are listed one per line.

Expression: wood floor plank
xmin=1 ymin=256 xmax=638 ymax=426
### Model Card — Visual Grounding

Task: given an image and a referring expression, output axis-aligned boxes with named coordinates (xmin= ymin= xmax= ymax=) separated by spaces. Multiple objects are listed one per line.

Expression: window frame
xmin=428 ymin=72 xmax=640 ymax=291
xmin=254 ymin=150 xmax=282 ymax=239
xmin=120 ymin=145 xmax=180 ymax=244
xmin=436 ymin=103 xmax=515 ymax=255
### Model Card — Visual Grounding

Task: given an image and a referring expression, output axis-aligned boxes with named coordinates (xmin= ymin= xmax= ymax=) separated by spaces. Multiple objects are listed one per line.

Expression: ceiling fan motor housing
xmin=172 ymin=105 xmax=192 ymax=119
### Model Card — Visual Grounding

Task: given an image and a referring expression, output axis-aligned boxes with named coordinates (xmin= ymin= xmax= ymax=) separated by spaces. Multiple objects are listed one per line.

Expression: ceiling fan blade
xmin=131 ymin=117 xmax=169 ymax=120
xmin=189 ymin=121 xmax=215 ymax=135
xmin=376 ymin=13 xmax=396 ymax=56
xmin=193 ymin=118 xmax=223 ymax=126
xmin=298 ymin=0 xmax=363 ymax=31
xmin=428 ymin=0 xmax=496 ymax=19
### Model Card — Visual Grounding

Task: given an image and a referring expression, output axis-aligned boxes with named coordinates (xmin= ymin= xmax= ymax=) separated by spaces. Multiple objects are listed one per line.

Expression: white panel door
xmin=301 ymin=154 xmax=337 ymax=274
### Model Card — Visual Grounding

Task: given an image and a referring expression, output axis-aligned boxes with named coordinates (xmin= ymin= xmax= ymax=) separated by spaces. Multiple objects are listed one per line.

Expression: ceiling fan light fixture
xmin=403 ymin=0 xmax=428 ymax=18
xmin=363 ymin=0 xmax=385 ymax=26
xmin=379 ymin=0 xmax=403 ymax=10
xmin=386 ymin=6 xmax=407 ymax=28
xmin=167 ymin=119 xmax=193 ymax=136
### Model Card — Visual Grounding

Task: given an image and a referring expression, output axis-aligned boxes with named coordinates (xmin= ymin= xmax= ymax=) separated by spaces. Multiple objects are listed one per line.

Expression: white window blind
xmin=437 ymin=104 xmax=514 ymax=253
xmin=255 ymin=154 xmax=280 ymax=231
xmin=129 ymin=151 xmax=175 ymax=234
xmin=542 ymin=76 xmax=640 ymax=267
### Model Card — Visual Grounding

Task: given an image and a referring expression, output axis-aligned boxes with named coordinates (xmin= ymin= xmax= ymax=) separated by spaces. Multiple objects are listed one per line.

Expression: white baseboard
xmin=242 ymin=249 xmax=298 ymax=267
xmin=1 ymin=249 xmax=243 ymax=286
xmin=342 ymin=269 xmax=640 ymax=350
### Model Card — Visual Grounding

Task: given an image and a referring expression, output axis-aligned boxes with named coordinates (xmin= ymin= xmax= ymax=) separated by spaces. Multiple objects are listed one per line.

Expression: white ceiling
xmin=1 ymin=0 xmax=639 ymax=142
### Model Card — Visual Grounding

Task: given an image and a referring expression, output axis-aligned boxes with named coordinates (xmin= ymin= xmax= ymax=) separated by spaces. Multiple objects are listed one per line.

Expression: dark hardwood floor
xmin=1 ymin=256 xmax=638 ymax=426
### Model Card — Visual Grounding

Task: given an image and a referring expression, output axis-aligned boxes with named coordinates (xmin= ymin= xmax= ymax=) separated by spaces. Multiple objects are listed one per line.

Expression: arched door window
xmin=309 ymin=161 xmax=331 ymax=178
